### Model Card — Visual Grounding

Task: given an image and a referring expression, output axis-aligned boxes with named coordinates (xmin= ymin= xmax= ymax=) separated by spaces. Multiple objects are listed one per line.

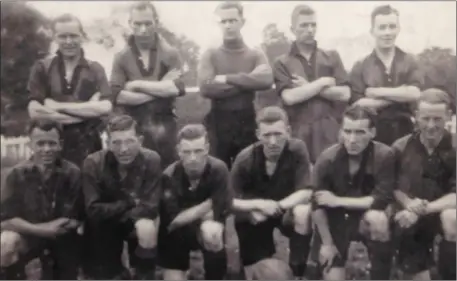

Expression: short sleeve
xmin=167 ymin=48 xmax=186 ymax=96
xmin=348 ymin=60 xmax=367 ymax=104
xmin=109 ymin=53 xmax=127 ymax=106
xmin=405 ymin=55 xmax=424 ymax=90
xmin=330 ymin=51 xmax=349 ymax=86
xmin=91 ymin=62 xmax=112 ymax=101
xmin=293 ymin=141 xmax=312 ymax=191
xmin=27 ymin=60 xmax=48 ymax=104
xmin=1 ymin=168 xmax=23 ymax=221
xmin=273 ymin=58 xmax=294 ymax=97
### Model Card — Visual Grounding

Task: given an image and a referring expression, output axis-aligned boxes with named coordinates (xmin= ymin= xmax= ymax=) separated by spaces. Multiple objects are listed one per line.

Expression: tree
xmin=260 ymin=23 xmax=291 ymax=66
xmin=1 ymin=1 xmax=52 ymax=136
xmin=418 ymin=47 xmax=456 ymax=112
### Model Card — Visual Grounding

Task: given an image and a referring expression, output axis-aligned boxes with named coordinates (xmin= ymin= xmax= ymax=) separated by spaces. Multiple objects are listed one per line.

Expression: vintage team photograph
xmin=0 ymin=0 xmax=456 ymax=280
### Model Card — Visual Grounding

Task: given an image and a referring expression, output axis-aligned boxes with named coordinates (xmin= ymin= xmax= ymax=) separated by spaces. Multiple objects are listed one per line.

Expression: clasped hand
xmin=314 ymin=191 xmax=340 ymax=207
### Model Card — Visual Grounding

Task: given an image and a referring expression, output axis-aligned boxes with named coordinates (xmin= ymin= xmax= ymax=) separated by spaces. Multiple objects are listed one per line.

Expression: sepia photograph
xmin=0 ymin=0 xmax=456 ymax=280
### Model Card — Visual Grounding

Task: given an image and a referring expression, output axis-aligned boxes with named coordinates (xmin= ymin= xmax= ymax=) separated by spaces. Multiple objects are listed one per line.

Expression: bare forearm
xmin=129 ymin=80 xmax=180 ymax=98
xmin=232 ymin=198 xmax=262 ymax=213
xmin=279 ymin=189 xmax=312 ymax=210
xmin=366 ymin=86 xmax=420 ymax=103
xmin=171 ymin=199 xmax=213 ymax=226
xmin=56 ymin=100 xmax=112 ymax=118
xmin=355 ymin=98 xmax=393 ymax=111
xmin=394 ymin=190 xmax=414 ymax=209
xmin=337 ymin=196 xmax=374 ymax=210
xmin=116 ymin=90 xmax=155 ymax=106
xmin=312 ymin=209 xmax=334 ymax=245
xmin=320 ymin=86 xmax=350 ymax=102
xmin=282 ymin=80 xmax=326 ymax=105
xmin=425 ymin=193 xmax=456 ymax=214
xmin=225 ymin=66 xmax=273 ymax=91
xmin=1 ymin=218 xmax=46 ymax=237
xmin=28 ymin=101 xmax=82 ymax=124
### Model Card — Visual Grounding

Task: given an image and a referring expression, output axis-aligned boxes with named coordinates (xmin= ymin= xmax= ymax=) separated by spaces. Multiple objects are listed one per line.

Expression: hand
xmin=318 ymin=77 xmax=336 ymax=88
xmin=90 ymin=92 xmax=101 ymax=101
xmin=319 ymin=244 xmax=340 ymax=273
xmin=249 ymin=211 xmax=268 ymax=225
xmin=200 ymin=221 xmax=224 ymax=252
xmin=44 ymin=98 xmax=61 ymax=110
xmin=315 ymin=191 xmax=340 ymax=208
xmin=61 ymin=219 xmax=81 ymax=230
xmin=256 ymin=200 xmax=283 ymax=217
xmin=40 ymin=218 xmax=72 ymax=238
xmin=291 ymin=75 xmax=308 ymax=87
xmin=125 ymin=81 xmax=139 ymax=91
xmin=406 ymin=198 xmax=428 ymax=216
xmin=214 ymin=75 xmax=227 ymax=84
xmin=162 ymin=69 xmax=182 ymax=81
xmin=167 ymin=221 xmax=181 ymax=233
xmin=394 ymin=209 xmax=419 ymax=229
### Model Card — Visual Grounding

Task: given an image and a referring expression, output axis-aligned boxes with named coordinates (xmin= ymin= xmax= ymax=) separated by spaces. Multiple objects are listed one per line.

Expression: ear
xmin=255 ymin=128 xmax=261 ymax=141
xmin=369 ymin=127 xmax=377 ymax=139
xmin=286 ymin=125 xmax=292 ymax=137
xmin=204 ymin=142 xmax=210 ymax=153
xmin=138 ymin=135 xmax=144 ymax=146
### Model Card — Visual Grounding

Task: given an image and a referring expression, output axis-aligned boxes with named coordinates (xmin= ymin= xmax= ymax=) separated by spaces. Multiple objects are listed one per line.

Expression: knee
xmin=163 ymin=269 xmax=187 ymax=281
xmin=0 ymin=231 xmax=22 ymax=268
xmin=135 ymin=218 xmax=158 ymax=248
xmin=440 ymin=209 xmax=456 ymax=241
xmin=292 ymin=204 xmax=311 ymax=234
xmin=292 ymin=204 xmax=312 ymax=225
xmin=200 ymin=220 xmax=224 ymax=252
xmin=362 ymin=210 xmax=390 ymax=241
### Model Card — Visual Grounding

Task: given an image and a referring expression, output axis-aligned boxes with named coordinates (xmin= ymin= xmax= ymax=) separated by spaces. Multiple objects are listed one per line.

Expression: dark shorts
xmin=395 ymin=214 xmax=441 ymax=274
xmin=205 ymin=109 xmax=257 ymax=168
xmin=375 ymin=116 xmax=414 ymax=146
xmin=138 ymin=115 xmax=178 ymax=168
xmin=234 ymin=214 xmax=294 ymax=266
xmin=157 ymin=220 xmax=226 ymax=272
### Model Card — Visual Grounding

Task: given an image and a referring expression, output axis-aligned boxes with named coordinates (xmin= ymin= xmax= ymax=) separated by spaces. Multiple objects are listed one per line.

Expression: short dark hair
xmin=256 ymin=106 xmax=289 ymax=126
xmin=215 ymin=1 xmax=244 ymax=17
xmin=129 ymin=1 xmax=159 ymax=23
xmin=177 ymin=124 xmax=208 ymax=143
xmin=371 ymin=5 xmax=399 ymax=26
xmin=419 ymin=88 xmax=452 ymax=108
xmin=291 ymin=4 xmax=315 ymax=26
xmin=343 ymin=104 xmax=377 ymax=128
xmin=27 ymin=118 xmax=63 ymax=139
xmin=106 ymin=115 xmax=140 ymax=136
xmin=51 ymin=13 xmax=87 ymax=39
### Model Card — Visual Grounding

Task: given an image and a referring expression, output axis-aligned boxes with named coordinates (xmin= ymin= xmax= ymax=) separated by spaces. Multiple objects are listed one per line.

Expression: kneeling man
xmin=158 ymin=124 xmax=231 ymax=280
xmin=392 ymin=88 xmax=456 ymax=280
xmin=231 ymin=106 xmax=313 ymax=279
xmin=82 ymin=115 xmax=162 ymax=279
xmin=312 ymin=104 xmax=395 ymax=280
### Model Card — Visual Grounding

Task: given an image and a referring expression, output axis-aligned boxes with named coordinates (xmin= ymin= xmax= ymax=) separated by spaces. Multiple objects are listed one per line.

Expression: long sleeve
xmin=273 ymin=58 xmax=294 ymax=98
xmin=129 ymin=154 xmax=162 ymax=221
xmin=82 ymin=157 xmax=133 ymax=222
xmin=109 ymin=53 xmax=127 ymax=106
xmin=330 ymin=51 xmax=349 ymax=86
xmin=198 ymin=48 xmax=241 ymax=99
xmin=26 ymin=60 xmax=48 ymax=104
xmin=0 ymin=169 xmax=23 ymax=221
xmin=225 ymin=49 xmax=273 ymax=90
xmin=92 ymin=61 xmax=113 ymax=101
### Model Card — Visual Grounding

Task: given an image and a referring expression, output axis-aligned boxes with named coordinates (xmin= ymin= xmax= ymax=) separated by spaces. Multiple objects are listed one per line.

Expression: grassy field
xmin=0 ymin=91 xmax=443 ymax=280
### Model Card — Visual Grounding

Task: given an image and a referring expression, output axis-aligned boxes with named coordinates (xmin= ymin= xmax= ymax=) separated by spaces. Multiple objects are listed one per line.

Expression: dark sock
xmin=289 ymin=232 xmax=312 ymax=277
xmin=438 ymin=240 xmax=456 ymax=280
xmin=135 ymin=245 xmax=157 ymax=259
xmin=204 ymin=249 xmax=228 ymax=280
xmin=366 ymin=240 xmax=394 ymax=280
xmin=133 ymin=249 xmax=157 ymax=280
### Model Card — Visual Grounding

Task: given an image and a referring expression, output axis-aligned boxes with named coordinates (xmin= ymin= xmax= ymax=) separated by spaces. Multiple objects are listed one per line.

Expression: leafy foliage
xmin=260 ymin=23 xmax=291 ymax=66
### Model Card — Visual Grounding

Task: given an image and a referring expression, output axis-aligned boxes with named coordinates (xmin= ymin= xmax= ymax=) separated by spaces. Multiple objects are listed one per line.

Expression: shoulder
xmin=316 ymin=143 xmax=342 ymax=165
xmin=288 ymin=138 xmax=309 ymax=156
xmin=140 ymin=148 xmax=161 ymax=164
xmin=372 ymin=141 xmax=395 ymax=159
xmin=159 ymin=37 xmax=181 ymax=61
xmin=208 ymin=156 xmax=229 ymax=175
xmin=232 ymin=143 xmax=257 ymax=169
xmin=112 ymin=46 xmax=132 ymax=64
xmin=85 ymin=59 xmax=106 ymax=73
xmin=274 ymin=53 xmax=290 ymax=65
xmin=350 ymin=54 xmax=372 ymax=71
xmin=391 ymin=134 xmax=413 ymax=153
xmin=163 ymin=161 xmax=179 ymax=177
xmin=60 ymin=159 xmax=81 ymax=176
xmin=83 ymin=149 xmax=107 ymax=168
xmin=317 ymin=48 xmax=341 ymax=60
xmin=200 ymin=47 xmax=220 ymax=61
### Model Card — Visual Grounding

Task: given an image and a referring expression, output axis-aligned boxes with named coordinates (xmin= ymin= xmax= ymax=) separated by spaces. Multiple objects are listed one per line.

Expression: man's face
xmin=341 ymin=117 xmax=375 ymax=155
xmin=291 ymin=14 xmax=317 ymax=45
xmin=129 ymin=8 xmax=157 ymax=47
xmin=416 ymin=101 xmax=450 ymax=141
xmin=371 ymin=13 xmax=400 ymax=49
xmin=257 ymin=120 xmax=290 ymax=160
xmin=29 ymin=128 xmax=62 ymax=166
xmin=216 ymin=8 xmax=245 ymax=41
xmin=54 ymin=20 xmax=83 ymax=58
xmin=108 ymin=128 xmax=143 ymax=165
xmin=177 ymin=136 xmax=209 ymax=177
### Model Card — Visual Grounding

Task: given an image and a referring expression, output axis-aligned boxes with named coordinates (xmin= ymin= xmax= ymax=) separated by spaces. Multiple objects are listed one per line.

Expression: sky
xmin=30 ymin=1 xmax=456 ymax=54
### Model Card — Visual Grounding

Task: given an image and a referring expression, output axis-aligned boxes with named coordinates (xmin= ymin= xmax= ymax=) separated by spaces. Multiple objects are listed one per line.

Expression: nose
xmin=348 ymin=132 xmax=357 ymax=143
xmin=42 ymin=144 xmax=52 ymax=152
xmin=139 ymin=24 xmax=148 ymax=33
xmin=189 ymin=152 xmax=197 ymax=161
xmin=64 ymin=36 xmax=73 ymax=44
xmin=426 ymin=119 xmax=437 ymax=129
xmin=268 ymin=136 xmax=278 ymax=146
xmin=119 ymin=143 xmax=128 ymax=153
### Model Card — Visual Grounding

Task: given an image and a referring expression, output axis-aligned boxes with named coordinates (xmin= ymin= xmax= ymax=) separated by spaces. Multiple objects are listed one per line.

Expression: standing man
xmin=27 ymin=14 xmax=113 ymax=168
xmin=198 ymin=1 xmax=274 ymax=168
xmin=230 ymin=106 xmax=313 ymax=279
xmin=1 ymin=119 xmax=84 ymax=280
xmin=82 ymin=115 xmax=162 ymax=279
xmin=273 ymin=4 xmax=350 ymax=164
xmin=312 ymin=105 xmax=396 ymax=280
xmin=349 ymin=5 xmax=423 ymax=145
xmin=392 ymin=88 xmax=456 ymax=280
xmin=110 ymin=1 xmax=186 ymax=168
xmin=158 ymin=124 xmax=231 ymax=280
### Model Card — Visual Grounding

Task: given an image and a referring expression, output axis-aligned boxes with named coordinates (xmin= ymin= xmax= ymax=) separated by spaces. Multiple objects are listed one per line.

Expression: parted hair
xmin=27 ymin=118 xmax=63 ymax=139
xmin=106 ymin=114 xmax=141 ymax=136
xmin=343 ymin=104 xmax=377 ymax=128
xmin=51 ymin=13 xmax=87 ymax=39
xmin=215 ymin=1 xmax=244 ymax=17
xmin=419 ymin=88 xmax=452 ymax=108
xmin=291 ymin=4 xmax=316 ymax=26
xmin=371 ymin=5 xmax=399 ymax=26
xmin=177 ymin=124 xmax=208 ymax=143
xmin=256 ymin=106 xmax=289 ymax=126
